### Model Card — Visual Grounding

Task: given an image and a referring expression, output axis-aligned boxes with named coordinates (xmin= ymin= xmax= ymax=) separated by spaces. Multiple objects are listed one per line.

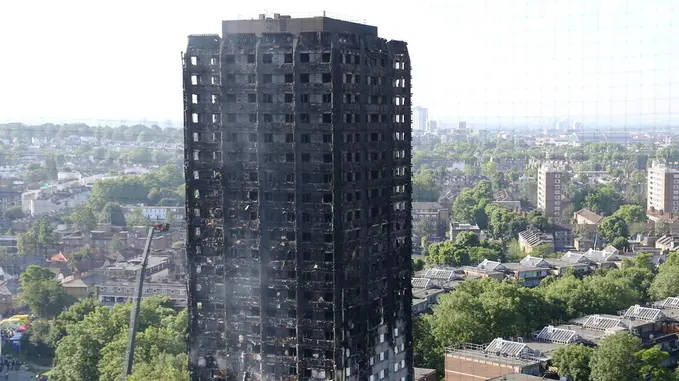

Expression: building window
xmin=262 ymin=54 xmax=272 ymax=63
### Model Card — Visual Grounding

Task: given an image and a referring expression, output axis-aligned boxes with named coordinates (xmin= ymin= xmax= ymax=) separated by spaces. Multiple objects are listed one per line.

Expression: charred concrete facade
xmin=182 ymin=15 xmax=413 ymax=381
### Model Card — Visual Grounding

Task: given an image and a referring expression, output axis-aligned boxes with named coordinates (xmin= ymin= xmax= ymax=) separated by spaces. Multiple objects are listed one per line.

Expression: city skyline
xmin=1 ymin=0 xmax=677 ymax=125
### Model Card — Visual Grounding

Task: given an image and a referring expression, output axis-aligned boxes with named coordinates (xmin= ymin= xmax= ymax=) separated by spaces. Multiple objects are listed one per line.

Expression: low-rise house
xmin=502 ymin=263 xmax=551 ymax=287
xmin=0 ymin=236 xmax=18 ymax=255
xmin=574 ymin=208 xmax=603 ymax=225
xmin=449 ymin=222 xmax=481 ymax=241
xmin=492 ymin=190 xmax=522 ymax=213
xmin=656 ymin=235 xmax=679 ymax=252
xmin=583 ymin=249 xmax=620 ymax=268
xmin=552 ymin=224 xmax=574 ymax=251
xmin=104 ymin=255 xmax=171 ymax=280
xmin=0 ymin=281 xmax=21 ymax=315
xmin=518 ymin=229 xmax=554 ymax=254
xmin=61 ymin=274 xmax=99 ymax=299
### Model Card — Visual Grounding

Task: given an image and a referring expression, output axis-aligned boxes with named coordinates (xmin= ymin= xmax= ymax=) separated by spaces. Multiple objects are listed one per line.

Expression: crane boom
xmin=122 ymin=227 xmax=156 ymax=379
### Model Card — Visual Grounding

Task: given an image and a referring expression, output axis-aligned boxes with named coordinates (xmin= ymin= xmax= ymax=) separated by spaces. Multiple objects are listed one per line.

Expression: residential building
xmin=551 ymin=224 xmax=574 ymax=251
xmin=445 ymin=340 xmax=544 ymax=381
xmin=517 ymin=229 xmax=554 ymax=254
xmin=121 ymin=205 xmax=186 ymax=222
xmin=0 ymin=236 xmax=18 ymax=255
xmin=61 ymin=275 xmax=99 ymax=299
xmin=573 ymin=208 xmax=603 ymax=225
xmin=97 ymin=281 xmax=188 ymax=308
xmin=648 ymin=161 xmax=679 ymax=214
xmin=0 ymin=191 xmax=20 ymax=228
xmin=449 ymin=222 xmax=481 ymax=241
xmin=537 ymin=163 xmax=566 ymax=219
xmin=183 ymin=15 xmax=412 ymax=381
xmin=412 ymin=202 xmax=449 ymax=238
xmin=655 ymin=235 xmax=679 ymax=252
xmin=413 ymin=106 xmax=429 ymax=132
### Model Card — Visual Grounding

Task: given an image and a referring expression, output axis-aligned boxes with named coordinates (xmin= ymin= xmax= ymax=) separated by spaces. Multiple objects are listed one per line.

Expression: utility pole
xmin=121 ymin=226 xmax=156 ymax=380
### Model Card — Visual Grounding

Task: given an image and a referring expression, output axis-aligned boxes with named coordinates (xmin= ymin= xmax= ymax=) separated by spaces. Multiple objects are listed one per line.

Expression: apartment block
xmin=537 ymin=164 xmax=565 ymax=219
xmin=647 ymin=161 xmax=679 ymax=214
xmin=183 ymin=14 xmax=412 ymax=381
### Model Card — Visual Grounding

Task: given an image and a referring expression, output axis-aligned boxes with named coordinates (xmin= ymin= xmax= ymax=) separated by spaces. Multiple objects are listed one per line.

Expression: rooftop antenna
xmin=323 ymin=10 xmax=326 ymax=17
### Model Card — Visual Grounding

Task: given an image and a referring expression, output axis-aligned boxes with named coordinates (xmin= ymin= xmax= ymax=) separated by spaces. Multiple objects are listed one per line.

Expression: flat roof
xmin=223 ymin=16 xmax=377 ymax=37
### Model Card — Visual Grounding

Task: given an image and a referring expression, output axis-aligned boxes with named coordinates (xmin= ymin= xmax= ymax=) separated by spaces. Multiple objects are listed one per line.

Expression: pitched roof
xmin=478 ymin=259 xmax=506 ymax=271
xmin=623 ymin=305 xmax=666 ymax=322
xmin=520 ymin=256 xmax=551 ymax=268
xmin=116 ymin=247 xmax=144 ymax=261
xmin=602 ymin=245 xmax=619 ymax=254
xmin=574 ymin=208 xmax=603 ymax=224
xmin=535 ymin=326 xmax=583 ymax=344
xmin=584 ymin=249 xmax=619 ymax=262
xmin=580 ymin=315 xmax=628 ymax=331
xmin=412 ymin=278 xmax=432 ymax=289
xmin=657 ymin=297 xmax=679 ymax=310
xmin=560 ymin=252 xmax=592 ymax=264
xmin=518 ymin=229 xmax=554 ymax=246
xmin=423 ymin=269 xmax=458 ymax=281
xmin=484 ymin=338 xmax=529 ymax=357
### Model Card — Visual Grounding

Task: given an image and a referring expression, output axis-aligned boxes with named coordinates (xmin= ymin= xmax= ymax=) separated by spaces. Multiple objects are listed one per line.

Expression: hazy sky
xmin=1 ymin=0 xmax=677 ymax=126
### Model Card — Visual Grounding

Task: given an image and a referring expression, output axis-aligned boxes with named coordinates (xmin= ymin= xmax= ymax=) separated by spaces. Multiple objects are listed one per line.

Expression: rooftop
xmin=535 ymin=325 xmax=584 ymax=344
xmin=518 ymin=229 xmax=554 ymax=246
xmin=574 ymin=208 xmax=604 ymax=224
xmin=622 ymin=305 xmax=666 ymax=322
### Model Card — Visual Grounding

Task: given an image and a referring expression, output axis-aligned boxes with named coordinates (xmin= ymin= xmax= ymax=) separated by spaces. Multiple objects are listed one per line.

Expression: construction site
xmin=182 ymin=14 xmax=413 ymax=381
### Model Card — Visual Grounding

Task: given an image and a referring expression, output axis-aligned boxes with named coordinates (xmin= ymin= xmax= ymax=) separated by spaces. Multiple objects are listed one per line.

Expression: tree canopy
xmin=41 ymin=296 xmax=188 ymax=381
xmin=20 ymin=265 xmax=76 ymax=319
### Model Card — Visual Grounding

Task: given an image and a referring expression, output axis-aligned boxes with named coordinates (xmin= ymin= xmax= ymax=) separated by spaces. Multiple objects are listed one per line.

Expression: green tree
xmin=429 ymin=279 xmax=550 ymax=347
xmin=413 ymin=168 xmax=440 ymax=202
xmin=589 ymin=333 xmax=642 ymax=381
xmin=165 ymin=209 xmax=175 ymax=224
xmin=127 ymin=353 xmax=189 ymax=381
xmin=99 ymin=202 xmax=127 ymax=226
xmin=585 ymin=186 xmax=623 ymax=216
xmin=425 ymin=241 xmax=469 ymax=267
xmin=108 ymin=235 xmax=125 ymax=254
xmin=530 ymin=244 xmax=555 ymax=258
xmin=50 ymin=296 xmax=185 ymax=381
xmin=5 ymin=205 xmax=23 ymax=220
xmin=67 ymin=204 xmax=98 ymax=231
xmin=20 ymin=265 xmax=76 ymax=318
xmin=412 ymin=316 xmax=444 ymax=376
xmin=485 ymin=204 xmax=528 ymax=243
xmin=599 ymin=216 xmax=629 ymax=242
xmin=649 ymin=264 xmax=679 ymax=300
xmin=127 ymin=208 xmax=151 ymax=226
xmin=69 ymin=246 xmax=92 ymax=263
xmin=611 ymin=236 xmax=630 ymax=251
xmin=17 ymin=219 xmax=54 ymax=256
xmin=551 ymin=344 xmax=594 ymax=381
xmin=613 ymin=205 xmax=648 ymax=224
xmin=636 ymin=346 xmax=674 ymax=381
xmin=454 ymin=232 xmax=481 ymax=247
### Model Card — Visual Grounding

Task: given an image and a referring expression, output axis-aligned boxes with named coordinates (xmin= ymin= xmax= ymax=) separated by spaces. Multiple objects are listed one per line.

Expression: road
xmin=3 ymin=370 xmax=42 ymax=380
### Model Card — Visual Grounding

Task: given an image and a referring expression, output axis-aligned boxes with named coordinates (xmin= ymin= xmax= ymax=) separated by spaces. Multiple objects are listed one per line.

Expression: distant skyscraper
xmin=182 ymin=14 xmax=413 ymax=381
xmin=413 ymin=106 xmax=428 ymax=132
